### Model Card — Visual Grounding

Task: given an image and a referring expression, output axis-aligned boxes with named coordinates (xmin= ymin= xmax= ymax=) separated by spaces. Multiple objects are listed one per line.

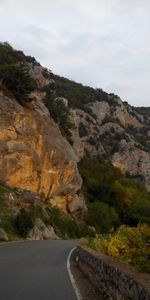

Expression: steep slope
xmin=50 ymin=75 xmax=150 ymax=190
xmin=0 ymin=41 xmax=150 ymax=204
xmin=0 ymin=43 xmax=84 ymax=214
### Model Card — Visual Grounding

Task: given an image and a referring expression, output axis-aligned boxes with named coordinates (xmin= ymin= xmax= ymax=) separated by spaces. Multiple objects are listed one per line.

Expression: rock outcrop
xmin=0 ymin=228 xmax=8 ymax=241
xmin=69 ymin=98 xmax=150 ymax=190
xmin=0 ymin=89 xmax=82 ymax=213
xmin=28 ymin=218 xmax=59 ymax=240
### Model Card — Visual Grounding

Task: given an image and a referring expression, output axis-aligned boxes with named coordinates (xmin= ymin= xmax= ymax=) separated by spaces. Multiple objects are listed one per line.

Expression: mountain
xmin=50 ymin=75 xmax=150 ymax=192
xmin=0 ymin=42 xmax=149 ymax=234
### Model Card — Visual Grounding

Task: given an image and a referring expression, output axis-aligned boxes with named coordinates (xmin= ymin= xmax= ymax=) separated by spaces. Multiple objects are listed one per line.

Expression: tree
xmin=86 ymin=202 xmax=119 ymax=233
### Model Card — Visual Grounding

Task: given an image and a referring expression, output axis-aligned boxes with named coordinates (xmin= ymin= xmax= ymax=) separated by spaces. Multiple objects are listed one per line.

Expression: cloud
xmin=0 ymin=0 xmax=150 ymax=106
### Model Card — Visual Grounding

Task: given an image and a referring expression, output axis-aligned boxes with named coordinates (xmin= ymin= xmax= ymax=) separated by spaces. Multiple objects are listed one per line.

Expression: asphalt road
xmin=0 ymin=240 xmax=77 ymax=300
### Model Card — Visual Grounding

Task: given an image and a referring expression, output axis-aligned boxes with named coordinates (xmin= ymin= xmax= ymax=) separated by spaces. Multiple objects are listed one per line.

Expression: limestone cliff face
xmin=68 ymin=97 xmax=150 ymax=190
xmin=0 ymin=43 xmax=149 ymax=200
xmin=0 ymin=91 xmax=83 ymax=213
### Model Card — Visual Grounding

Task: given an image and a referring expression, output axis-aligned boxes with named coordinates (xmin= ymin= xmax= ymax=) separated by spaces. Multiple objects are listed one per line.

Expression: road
xmin=0 ymin=240 xmax=78 ymax=300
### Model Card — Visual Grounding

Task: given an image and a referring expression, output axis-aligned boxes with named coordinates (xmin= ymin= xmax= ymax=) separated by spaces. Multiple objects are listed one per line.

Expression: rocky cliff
xmin=0 ymin=41 xmax=149 ymax=216
xmin=49 ymin=75 xmax=149 ymax=190
xmin=69 ymin=97 xmax=150 ymax=190
xmin=0 ymin=44 xmax=84 ymax=214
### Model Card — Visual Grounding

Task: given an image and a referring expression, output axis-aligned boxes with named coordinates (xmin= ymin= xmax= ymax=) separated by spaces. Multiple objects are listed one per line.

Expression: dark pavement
xmin=0 ymin=240 xmax=77 ymax=300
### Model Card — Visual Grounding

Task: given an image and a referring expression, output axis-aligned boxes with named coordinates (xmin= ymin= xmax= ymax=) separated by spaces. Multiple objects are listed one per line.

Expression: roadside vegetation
xmin=85 ymin=224 xmax=150 ymax=273
xmin=0 ymin=184 xmax=94 ymax=241
xmin=79 ymin=157 xmax=150 ymax=232
xmin=79 ymin=157 xmax=150 ymax=273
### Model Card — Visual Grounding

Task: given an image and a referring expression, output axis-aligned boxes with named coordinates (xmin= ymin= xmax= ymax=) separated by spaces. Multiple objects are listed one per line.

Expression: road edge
xmin=67 ymin=247 xmax=83 ymax=300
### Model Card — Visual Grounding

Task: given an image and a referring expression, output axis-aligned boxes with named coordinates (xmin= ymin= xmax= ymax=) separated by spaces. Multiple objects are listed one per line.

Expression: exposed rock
xmin=113 ymin=97 xmax=143 ymax=128
xmin=88 ymin=101 xmax=110 ymax=125
xmin=66 ymin=194 xmax=87 ymax=215
xmin=0 ymin=42 xmax=150 ymax=199
xmin=0 ymin=92 xmax=83 ymax=210
xmin=28 ymin=218 xmax=59 ymax=240
xmin=0 ymin=228 xmax=8 ymax=241
xmin=112 ymin=141 xmax=150 ymax=190
xmin=50 ymin=193 xmax=87 ymax=215
xmin=69 ymin=100 xmax=150 ymax=190
xmin=55 ymin=97 xmax=68 ymax=107
xmin=27 ymin=63 xmax=51 ymax=88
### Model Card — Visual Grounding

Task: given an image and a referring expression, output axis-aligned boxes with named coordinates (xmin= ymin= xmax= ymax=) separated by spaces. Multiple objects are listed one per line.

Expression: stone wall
xmin=75 ymin=246 xmax=150 ymax=300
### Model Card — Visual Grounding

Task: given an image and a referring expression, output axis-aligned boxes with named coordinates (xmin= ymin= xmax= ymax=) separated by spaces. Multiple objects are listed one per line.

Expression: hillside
xmin=0 ymin=42 xmax=149 ymax=241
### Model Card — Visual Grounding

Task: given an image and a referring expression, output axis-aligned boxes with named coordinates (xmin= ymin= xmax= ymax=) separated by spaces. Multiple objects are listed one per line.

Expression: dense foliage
xmin=0 ymin=64 xmax=36 ymax=104
xmin=79 ymin=157 xmax=150 ymax=232
xmin=45 ymin=206 xmax=95 ymax=239
xmin=0 ymin=185 xmax=95 ymax=240
xmin=52 ymin=74 xmax=109 ymax=110
xmin=0 ymin=42 xmax=36 ymax=104
xmin=86 ymin=202 xmax=119 ymax=233
xmin=86 ymin=224 xmax=150 ymax=273
xmin=14 ymin=209 xmax=34 ymax=238
xmin=45 ymin=88 xmax=75 ymax=144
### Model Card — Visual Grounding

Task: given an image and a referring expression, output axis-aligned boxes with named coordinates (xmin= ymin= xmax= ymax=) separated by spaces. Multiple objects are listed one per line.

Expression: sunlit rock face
xmin=0 ymin=92 xmax=83 ymax=213
xmin=0 ymin=42 xmax=149 ymax=206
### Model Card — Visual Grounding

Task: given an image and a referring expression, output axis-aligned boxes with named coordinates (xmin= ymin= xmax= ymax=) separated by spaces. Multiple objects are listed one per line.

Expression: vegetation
xmin=44 ymin=87 xmax=75 ymax=144
xmin=52 ymin=74 xmax=109 ymax=111
xmin=85 ymin=224 xmax=150 ymax=273
xmin=86 ymin=136 xmax=97 ymax=146
xmin=79 ymin=157 xmax=150 ymax=231
xmin=14 ymin=208 xmax=34 ymax=238
xmin=0 ymin=184 xmax=94 ymax=240
xmin=135 ymin=106 xmax=150 ymax=117
xmin=79 ymin=122 xmax=88 ymax=137
xmin=0 ymin=64 xmax=36 ymax=104
xmin=86 ymin=202 xmax=119 ymax=233
xmin=45 ymin=206 xmax=95 ymax=239
xmin=0 ymin=42 xmax=36 ymax=104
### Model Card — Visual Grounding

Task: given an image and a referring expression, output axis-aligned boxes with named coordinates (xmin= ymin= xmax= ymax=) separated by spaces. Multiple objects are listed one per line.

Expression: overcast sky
xmin=0 ymin=0 xmax=150 ymax=107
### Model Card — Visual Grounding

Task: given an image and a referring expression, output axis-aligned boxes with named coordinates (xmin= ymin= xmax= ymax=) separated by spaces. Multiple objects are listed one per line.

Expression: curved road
xmin=0 ymin=240 xmax=77 ymax=300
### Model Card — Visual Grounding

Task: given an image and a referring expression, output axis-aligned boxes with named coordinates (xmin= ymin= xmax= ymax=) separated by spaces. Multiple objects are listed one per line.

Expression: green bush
xmin=127 ymin=198 xmax=150 ymax=225
xmin=79 ymin=122 xmax=88 ymax=137
xmin=53 ymin=74 xmax=109 ymax=110
xmin=45 ymin=89 xmax=75 ymax=144
xmin=86 ymin=202 xmax=119 ymax=233
xmin=79 ymin=158 xmax=150 ymax=227
xmin=14 ymin=209 xmax=33 ymax=238
xmin=86 ymin=137 xmax=97 ymax=146
xmin=0 ymin=64 xmax=36 ymax=104
xmin=46 ymin=206 xmax=94 ymax=239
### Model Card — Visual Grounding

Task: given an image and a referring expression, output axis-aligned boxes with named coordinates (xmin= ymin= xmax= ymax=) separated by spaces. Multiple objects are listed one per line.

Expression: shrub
xmin=53 ymin=74 xmax=109 ymax=110
xmin=128 ymin=199 xmax=150 ymax=225
xmin=0 ymin=64 xmax=36 ymax=104
xmin=14 ymin=208 xmax=33 ymax=238
xmin=85 ymin=224 xmax=150 ymax=273
xmin=46 ymin=206 xmax=94 ymax=239
xmin=79 ymin=158 xmax=150 ymax=226
xmin=105 ymin=224 xmax=150 ymax=273
xmin=86 ymin=137 xmax=96 ymax=146
xmin=86 ymin=202 xmax=119 ymax=233
xmin=45 ymin=90 xmax=75 ymax=144
xmin=79 ymin=122 xmax=88 ymax=137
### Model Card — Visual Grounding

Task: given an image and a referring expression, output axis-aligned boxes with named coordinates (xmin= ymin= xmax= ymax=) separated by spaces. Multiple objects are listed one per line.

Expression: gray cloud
xmin=0 ymin=0 xmax=150 ymax=106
